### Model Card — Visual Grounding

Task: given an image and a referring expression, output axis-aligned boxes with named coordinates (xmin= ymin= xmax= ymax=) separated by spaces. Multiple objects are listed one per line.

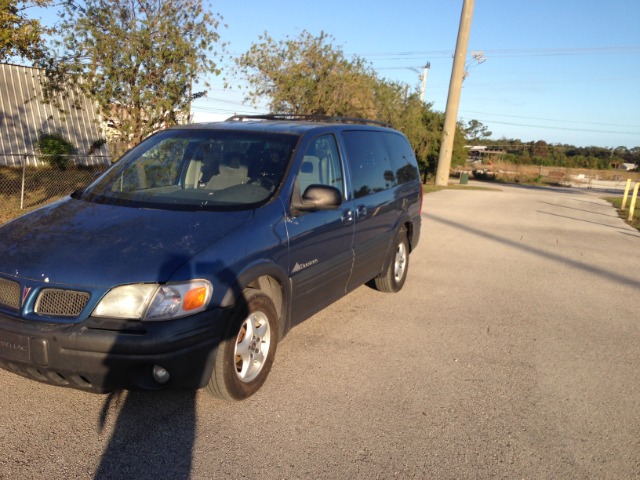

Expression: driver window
xmin=297 ymin=135 xmax=344 ymax=196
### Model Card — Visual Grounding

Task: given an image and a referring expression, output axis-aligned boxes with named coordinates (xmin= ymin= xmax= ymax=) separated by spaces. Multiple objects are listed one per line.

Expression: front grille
xmin=0 ymin=277 xmax=20 ymax=310
xmin=35 ymin=289 xmax=90 ymax=317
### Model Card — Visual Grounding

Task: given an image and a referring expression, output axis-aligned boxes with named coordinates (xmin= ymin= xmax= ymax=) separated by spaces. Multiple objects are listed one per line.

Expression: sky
xmin=30 ymin=0 xmax=640 ymax=148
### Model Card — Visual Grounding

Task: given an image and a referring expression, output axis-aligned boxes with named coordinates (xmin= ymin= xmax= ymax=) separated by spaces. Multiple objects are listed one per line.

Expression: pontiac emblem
xmin=22 ymin=286 xmax=31 ymax=306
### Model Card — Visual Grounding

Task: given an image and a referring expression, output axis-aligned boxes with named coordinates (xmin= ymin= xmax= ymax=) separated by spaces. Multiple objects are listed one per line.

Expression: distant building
xmin=0 ymin=63 xmax=109 ymax=166
xmin=611 ymin=162 xmax=638 ymax=172
xmin=465 ymin=145 xmax=505 ymax=164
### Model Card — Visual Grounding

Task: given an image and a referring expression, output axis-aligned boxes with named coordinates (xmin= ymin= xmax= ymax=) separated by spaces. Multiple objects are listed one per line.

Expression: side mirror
xmin=71 ymin=187 xmax=85 ymax=198
xmin=292 ymin=184 xmax=342 ymax=212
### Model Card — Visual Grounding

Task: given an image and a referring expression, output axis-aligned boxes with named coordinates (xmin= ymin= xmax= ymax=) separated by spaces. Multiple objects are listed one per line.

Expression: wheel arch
xmin=403 ymin=218 xmax=416 ymax=252
xmin=219 ymin=261 xmax=292 ymax=340
xmin=380 ymin=216 xmax=414 ymax=271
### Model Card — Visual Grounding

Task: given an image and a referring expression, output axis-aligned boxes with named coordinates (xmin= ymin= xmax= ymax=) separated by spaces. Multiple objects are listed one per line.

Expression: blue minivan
xmin=0 ymin=115 xmax=422 ymax=400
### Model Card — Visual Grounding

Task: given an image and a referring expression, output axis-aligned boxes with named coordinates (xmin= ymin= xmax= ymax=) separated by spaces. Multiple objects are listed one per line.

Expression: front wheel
xmin=374 ymin=229 xmax=410 ymax=293
xmin=205 ymin=289 xmax=278 ymax=401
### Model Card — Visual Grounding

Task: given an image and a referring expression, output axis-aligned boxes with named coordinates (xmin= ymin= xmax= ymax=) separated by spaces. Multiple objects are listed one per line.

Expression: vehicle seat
xmin=207 ymin=152 xmax=249 ymax=189
xmin=184 ymin=159 xmax=202 ymax=189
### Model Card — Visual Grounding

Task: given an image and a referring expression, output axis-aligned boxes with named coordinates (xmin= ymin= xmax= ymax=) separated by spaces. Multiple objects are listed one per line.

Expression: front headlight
xmin=93 ymin=280 xmax=212 ymax=321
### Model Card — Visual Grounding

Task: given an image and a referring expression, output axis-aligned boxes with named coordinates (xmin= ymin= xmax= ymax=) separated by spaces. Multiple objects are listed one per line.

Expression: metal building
xmin=0 ymin=63 xmax=109 ymax=166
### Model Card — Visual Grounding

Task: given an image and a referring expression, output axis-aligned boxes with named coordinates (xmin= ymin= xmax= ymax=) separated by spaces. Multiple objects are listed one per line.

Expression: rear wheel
xmin=374 ymin=228 xmax=409 ymax=293
xmin=205 ymin=289 xmax=277 ymax=401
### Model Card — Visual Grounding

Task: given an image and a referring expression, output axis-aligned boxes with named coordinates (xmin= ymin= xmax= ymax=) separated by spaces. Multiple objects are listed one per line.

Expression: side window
xmin=383 ymin=133 xmax=420 ymax=185
xmin=297 ymin=135 xmax=344 ymax=195
xmin=342 ymin=131 xmax=396 ymax=199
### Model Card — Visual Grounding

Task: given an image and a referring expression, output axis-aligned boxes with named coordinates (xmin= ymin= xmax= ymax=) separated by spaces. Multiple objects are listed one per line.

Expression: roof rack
xmin=225 ymin=114 xmax=392 ymax=128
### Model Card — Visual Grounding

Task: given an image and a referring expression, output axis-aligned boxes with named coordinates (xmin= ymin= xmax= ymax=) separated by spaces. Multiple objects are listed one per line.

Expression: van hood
xmin=0 ymin=198 xmax=252 ymax=287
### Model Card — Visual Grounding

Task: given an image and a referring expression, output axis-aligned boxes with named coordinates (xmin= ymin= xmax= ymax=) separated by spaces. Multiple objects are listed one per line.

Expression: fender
xmin=219 ymin=259 xmax=293 ymax=340
xmin=379 ymin=214 xmax=416 ymax=275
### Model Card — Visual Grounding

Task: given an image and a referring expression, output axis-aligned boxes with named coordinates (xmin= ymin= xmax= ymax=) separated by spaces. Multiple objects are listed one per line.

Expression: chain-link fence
xmin=0 ymin=154 xmax=112 ymax=224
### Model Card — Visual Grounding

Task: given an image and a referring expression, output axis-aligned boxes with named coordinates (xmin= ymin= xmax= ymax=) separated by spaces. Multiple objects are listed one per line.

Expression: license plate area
xmin=0 ymin=332 xmax=30 ymax=362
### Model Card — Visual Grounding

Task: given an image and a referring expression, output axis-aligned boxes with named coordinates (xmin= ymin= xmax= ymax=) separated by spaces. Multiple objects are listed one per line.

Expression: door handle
xmin=341 ymin=209 xmax=354 ymax=224
xmin=356 ymin=205 xmax=367 ymax=219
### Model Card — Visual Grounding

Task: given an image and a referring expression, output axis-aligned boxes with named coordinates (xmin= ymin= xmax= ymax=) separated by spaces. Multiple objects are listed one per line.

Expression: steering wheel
xmin=249 ymin=176 xmax=276 ymax=190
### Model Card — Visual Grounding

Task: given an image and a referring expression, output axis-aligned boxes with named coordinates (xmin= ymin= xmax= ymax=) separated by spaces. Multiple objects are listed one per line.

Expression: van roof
xmin=173 ymin=114 xmax=395 ymax=136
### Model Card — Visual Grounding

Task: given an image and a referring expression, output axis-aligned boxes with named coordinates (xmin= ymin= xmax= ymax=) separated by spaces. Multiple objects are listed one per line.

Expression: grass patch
xmin=605 ymin=196 xmax=640 ymax=231
xmin=469 ymin=162 xmax=640 ymax=188
xmin=0 ymin=165 xmax=108 ymax=224
xmin=422 ymin=183 xmax=501 ymax=194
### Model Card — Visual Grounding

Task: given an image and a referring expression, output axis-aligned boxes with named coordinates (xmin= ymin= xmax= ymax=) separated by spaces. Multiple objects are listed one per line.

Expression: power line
xmin=465 ymin=119 xmax=639 ymax=136
xmin=351 ymin=46 xmax=640 ymax=60
xmin=223 ymin=46 xmax=640 ymax=63
xmin=460 ymin=110 xmax=640 ymax=129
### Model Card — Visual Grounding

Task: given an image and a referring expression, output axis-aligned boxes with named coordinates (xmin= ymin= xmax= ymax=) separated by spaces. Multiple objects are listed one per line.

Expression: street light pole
xmin=420 ymin=62 xmax=431 ymax=103
xmin=435 ymin=0 xmax=475 ymax=186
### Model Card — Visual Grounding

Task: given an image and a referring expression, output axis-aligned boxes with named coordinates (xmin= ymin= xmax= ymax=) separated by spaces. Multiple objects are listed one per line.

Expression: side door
xmin=341 ymin=130 xmax=399 ymax=291
xmin=285 ymin=134 xmax=355 ymax=323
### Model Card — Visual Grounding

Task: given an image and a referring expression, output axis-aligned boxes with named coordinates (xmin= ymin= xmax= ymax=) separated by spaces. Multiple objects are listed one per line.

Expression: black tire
xmin=374 ymin=228 xmax=410 ymax=293
xmin=205 ymin=289 xmax=278 ymax=401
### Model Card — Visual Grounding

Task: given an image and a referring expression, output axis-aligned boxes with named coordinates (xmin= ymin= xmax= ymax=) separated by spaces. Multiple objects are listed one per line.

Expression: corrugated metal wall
xmin=0 ymin=63 xmax=109 ymax=166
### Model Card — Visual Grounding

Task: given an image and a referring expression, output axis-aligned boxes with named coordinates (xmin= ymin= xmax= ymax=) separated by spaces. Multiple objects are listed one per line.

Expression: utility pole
xmin=435 ymin=0 xmax=475 ymax=186
xmin=420 ymin=62 xmax=431 ymax=103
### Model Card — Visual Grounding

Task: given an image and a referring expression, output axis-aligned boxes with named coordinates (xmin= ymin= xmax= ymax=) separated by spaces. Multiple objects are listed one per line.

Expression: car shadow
xmin=537 ymin=200 xmax=619 ymax=218
xmin=536 ymin=210 xmax=632 ymax=231
xmin=425 ymin=212 xmax=640 ymax=290
xmin=93 ymin=389 xmax=197 ymax=479
xmin=91 ymin=257 xmax=253 ymax=478
xmin=93 ymin=255 xmax=212 ymax=479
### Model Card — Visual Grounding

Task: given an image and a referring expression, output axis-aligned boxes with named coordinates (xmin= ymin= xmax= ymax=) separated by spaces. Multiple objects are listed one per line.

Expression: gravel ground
xmin=1 ymin=182 xmax=639 ymax=479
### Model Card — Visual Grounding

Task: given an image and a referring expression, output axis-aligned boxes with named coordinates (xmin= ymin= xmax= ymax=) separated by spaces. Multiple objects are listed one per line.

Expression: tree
xmin=233 ymin=30 xmax=378 ymax=117
xmin=629 ymin=147 xmax=640 ymax=168
xmin=372 ymin=81 xmax=433 ymax=166
xmin=532 ymin=140 xmax=549 ymax=159
xmin=44 ymin=0 xmax=225 ymax=154
xmin=421 ymin=109 xmax=467 ymax=172
xmin=235 ymin=31 xmax=439 ymax=173
xmin=464 ymin=119 xmax=491 ymax=143
xmin=232 ymin=29 xmax=472 ymax=180
xmin=0 ymin=0 xmax=50 ymax=63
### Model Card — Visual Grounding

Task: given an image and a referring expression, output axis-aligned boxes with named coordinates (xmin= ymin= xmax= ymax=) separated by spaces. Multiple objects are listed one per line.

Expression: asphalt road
xmin=1 ymin=183 xmax=639 ymax=479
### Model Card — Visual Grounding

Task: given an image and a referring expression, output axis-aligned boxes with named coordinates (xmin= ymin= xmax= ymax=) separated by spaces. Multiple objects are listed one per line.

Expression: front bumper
xmin=0 ymin=308 xmax=228 ymax=393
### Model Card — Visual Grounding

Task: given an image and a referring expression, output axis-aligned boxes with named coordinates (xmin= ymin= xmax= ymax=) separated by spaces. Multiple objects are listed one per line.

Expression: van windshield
xmin=81 ymin=129 xmax=299 ymax=210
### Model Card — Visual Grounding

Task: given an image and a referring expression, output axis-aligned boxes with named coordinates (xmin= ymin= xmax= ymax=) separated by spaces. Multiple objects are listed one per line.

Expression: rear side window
xmin=342 ymin=130 xmax=418 ymax=199
xmin=384 ymin=133 xmax=420 ymax=184
xmin=342 ymin=131 xmax=395 ymax=198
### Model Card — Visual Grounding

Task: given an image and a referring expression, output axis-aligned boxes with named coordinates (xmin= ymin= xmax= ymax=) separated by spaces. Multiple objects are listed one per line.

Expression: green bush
xmin=36 ymin=132 xmax=76 ymax=170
